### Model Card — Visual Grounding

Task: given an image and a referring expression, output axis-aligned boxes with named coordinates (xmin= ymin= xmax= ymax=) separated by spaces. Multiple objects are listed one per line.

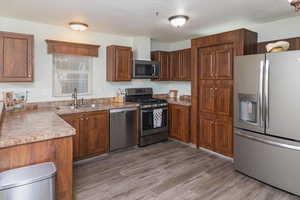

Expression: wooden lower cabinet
xmin=199 ymin=114 xmax=233 ymax=157
xmin=199 ymin=115 xmax=215 ymax=150
xmin=169 ymin=104 xmax=191 ymax=143
xmin=214 ymin=118 xmax=233 ymax=157
xmin=0 ymin=137 xmax=73 ymax=200
xmin=61 ymin=111 xmax=109 ymax=161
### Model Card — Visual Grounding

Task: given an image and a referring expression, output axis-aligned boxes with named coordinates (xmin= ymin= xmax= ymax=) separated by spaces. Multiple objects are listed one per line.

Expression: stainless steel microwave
xmin=132 ymin=60 xmax=160 ymax=79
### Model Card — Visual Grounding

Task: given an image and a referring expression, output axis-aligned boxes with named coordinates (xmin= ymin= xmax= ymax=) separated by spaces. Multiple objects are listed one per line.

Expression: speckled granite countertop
xmin=0 ymin=101 xmax=139 ymax=149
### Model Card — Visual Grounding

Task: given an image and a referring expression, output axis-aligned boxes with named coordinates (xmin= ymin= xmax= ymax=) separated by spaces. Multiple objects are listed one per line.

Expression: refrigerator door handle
xmin=259 ymin=60 xmax=264 ymax=128
xmin=236 ymin=131 xmax=300 ymax=151
xmin=265 ymin=59 xmax=270 ymax=129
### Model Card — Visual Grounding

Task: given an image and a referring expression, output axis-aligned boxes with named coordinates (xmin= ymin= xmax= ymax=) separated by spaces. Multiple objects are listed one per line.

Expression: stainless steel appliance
xmin=125 ymin=88 xmax=168 ymax=146
xmin=0 ymin=162 xmax=56 ymax=200
xmin=132 ymin=60 xmax=160 ymax=79
xmin=110 ymin=107 xmax=138 ymax=151
xmin=234 ymin=51 xmax=300 ymax=196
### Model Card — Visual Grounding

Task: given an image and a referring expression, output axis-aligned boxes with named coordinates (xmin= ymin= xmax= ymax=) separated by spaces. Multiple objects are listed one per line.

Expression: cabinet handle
xmin=86 ymin=118 xmax=89 ymax=120
xmin=80 ymin=118 xmax=84 ymax=121
xmin=215 ymin=88 xmax=218 ymax=90
xmin=28 ymin=74 xmax=31 ymax=78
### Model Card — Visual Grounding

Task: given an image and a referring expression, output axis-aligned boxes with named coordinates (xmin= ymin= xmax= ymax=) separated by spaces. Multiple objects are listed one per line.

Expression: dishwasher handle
xmin=110 ymin=107 xmax=138 ymax=113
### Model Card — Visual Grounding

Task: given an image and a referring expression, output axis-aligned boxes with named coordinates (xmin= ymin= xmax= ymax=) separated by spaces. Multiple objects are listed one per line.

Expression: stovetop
xmin=126 ymin=97 xmax=168 ymax=109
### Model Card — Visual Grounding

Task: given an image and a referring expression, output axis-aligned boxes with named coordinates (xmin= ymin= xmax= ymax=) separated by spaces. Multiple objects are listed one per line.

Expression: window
xmin=53 ymin=54 xmax=93 ymax=96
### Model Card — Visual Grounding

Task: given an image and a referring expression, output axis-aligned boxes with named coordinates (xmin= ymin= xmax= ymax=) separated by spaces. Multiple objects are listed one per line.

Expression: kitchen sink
xmin=56 ymin=104 xmax=100 ymax=110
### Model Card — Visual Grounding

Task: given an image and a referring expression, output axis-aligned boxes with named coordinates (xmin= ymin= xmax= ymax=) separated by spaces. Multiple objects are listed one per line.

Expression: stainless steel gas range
xmin=125 ymin=88 xmax=168 ymax=147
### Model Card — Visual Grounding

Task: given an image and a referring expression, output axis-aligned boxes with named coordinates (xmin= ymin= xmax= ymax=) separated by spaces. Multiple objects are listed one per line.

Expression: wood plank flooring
xmin=74 ymin=141 xmax=299 ymax=200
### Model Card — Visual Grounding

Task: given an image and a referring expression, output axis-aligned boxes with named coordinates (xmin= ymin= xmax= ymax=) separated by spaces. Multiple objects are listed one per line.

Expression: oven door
xmin=133 ymin=60 xmax=160 ymax=79
xmin=140 ymin=107 xmax=168 ymax=136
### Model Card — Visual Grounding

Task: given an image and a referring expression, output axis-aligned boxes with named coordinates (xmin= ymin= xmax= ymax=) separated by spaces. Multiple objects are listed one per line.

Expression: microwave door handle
xmin=153 ymin=65 xmax=156 ymax=76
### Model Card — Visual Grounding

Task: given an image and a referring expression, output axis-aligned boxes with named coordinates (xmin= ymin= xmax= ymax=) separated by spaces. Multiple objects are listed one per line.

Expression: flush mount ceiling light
xmin=288 ymin=0 xmax=300 ymax=11
xmin=168 ymin=15 xmax=189 ymax=28
xmin=69 ymin=22 xmax=89 ymax=31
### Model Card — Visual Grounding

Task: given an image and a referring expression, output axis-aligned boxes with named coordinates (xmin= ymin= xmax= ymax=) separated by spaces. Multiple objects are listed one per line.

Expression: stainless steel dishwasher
xmin=110 ymin=107 xmax=138 ymax=151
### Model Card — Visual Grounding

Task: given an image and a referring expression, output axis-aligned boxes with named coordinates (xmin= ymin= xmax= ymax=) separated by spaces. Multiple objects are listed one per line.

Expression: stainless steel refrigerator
xmin=234 ymin=51 xmax=300 ymax=196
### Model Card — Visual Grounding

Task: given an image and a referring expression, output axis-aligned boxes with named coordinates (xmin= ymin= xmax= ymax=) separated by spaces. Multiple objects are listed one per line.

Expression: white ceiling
xmin=0 ymin=0 xmax=298 ymax=42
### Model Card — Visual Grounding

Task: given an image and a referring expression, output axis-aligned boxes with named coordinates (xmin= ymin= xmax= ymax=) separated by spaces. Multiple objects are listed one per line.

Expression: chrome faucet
xmin=72 ymin=88 xmax=79 ymax=108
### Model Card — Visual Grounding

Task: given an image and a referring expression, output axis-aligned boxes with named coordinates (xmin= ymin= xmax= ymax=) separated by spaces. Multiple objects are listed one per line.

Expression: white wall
xmin=153 ymin=15 xmax=300 ymax=52
xmin=0 ymin=17 xmax=191 ymax=102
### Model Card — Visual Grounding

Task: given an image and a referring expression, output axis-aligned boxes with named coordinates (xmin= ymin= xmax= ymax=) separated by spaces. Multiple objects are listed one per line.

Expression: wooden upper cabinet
xmin=215 ymin=44 xmax=233 ymax=79
xmin=151 ymin=51 xmax=170 ymax=81
xmin=169 ymin=104 xmax=191 ymax=143
xmin=180 ymin=49 xmax=191 ymax=81
xmin=0 ymin=32 xmax=33 ymax=82
xmin=199 ymin=47 xmax=215 ymax=80
xmin=170 ymin=51 xmax=181 ymax=81
xmin=107 ymin=45 xmax=132 ymax=81
xmin=152 ymin=49 xmax=191 ymax=81
xmin=214 ymin=118 xmax=233 ymax=157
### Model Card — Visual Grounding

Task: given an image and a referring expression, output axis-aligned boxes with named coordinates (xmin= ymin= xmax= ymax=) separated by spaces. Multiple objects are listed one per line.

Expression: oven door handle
xmin=141 ymin=108 xmax=168 ymax=113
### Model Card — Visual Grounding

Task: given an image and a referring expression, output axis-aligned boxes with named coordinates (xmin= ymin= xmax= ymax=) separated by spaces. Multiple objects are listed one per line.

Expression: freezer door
xmin=234 ymin=129 xmax=300 ymax=196
xmin=234 ymin=54 xmax=265 ymax=133
xmin=266 ymin=51 xmax=300 ymax=141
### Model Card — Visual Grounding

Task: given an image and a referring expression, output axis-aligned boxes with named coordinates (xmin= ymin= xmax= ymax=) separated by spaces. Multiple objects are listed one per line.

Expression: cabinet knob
xmin=215 ymin=88 xmax=218 ymax=90
xmin=86 ymin=118 xmax=89 ymax=120
xmin=80 ymin=118 xmax=84 ymax=121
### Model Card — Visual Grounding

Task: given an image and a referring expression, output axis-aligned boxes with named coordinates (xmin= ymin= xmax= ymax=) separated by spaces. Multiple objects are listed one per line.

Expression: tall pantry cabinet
xmin=191 ymin=29 xmax=257 ymax=157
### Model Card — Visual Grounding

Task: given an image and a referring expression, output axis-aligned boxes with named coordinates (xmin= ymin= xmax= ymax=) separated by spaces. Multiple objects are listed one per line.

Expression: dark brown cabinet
xmin=107 ymin=45 xmax=132 ymax=81
xmin=170 ymin=51 xmax=181 ymax=81
xmin=199 ymin=44 xmax=233 ymax=80
xmin=169 ymin=103 xmax=191 ymax=143
xmin=199 ymin=115 xmax=233 ymax=157
xmin=61 ymin=111 xmax=109 ymax=161
xmin=199 ymin=80 xmax=233 ymax=117
xmin=0 ymin=31 xmax=33 ymax=82
xmin=199 ymin=115 xmax=215 ymax=150
xmin=180 ymin=49 xmax=192 ymax=81
xmin=192 ymin=28 xmax=258 ymax=156
xmin=214 ymin=118 xmax=233 ymax=156
xmin=151 ymin=49 xmax=191 ymax=81
xmin=151 ymin=51 xmax=170 ymax=81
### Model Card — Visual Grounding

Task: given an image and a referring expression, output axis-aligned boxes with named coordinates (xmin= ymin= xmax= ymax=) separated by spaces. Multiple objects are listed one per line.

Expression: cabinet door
xmin=169 ymin=104 xmax=190 ymax=142
xmin=0 ymin=32 xmax=33 ymax=82
xmin=215 ymin=44 xmax=233 ymax=80
xmin=199 ymin=80 xmax=215 ymax=113
xmin=215 ymin=81 xmax=233 ymax=117
xmin=180 ymin=49 xmax=191 ymax=81
xmin=214 ymin=118 xmax=233 ymax=157
xmin=199 ymin=47 xmax=215 ymax=80
xmin=199 ymin=116 xmax=215 ymax=150
xmin=60 ymin=114 xmax=81 ymax=161
xmin=115 ymin=46 xmax=132 ymax=81
xmin=159 ymin=52 xmax=170 ymax=80
xmin=169 ymin=51 xmax=180 ymax=81
xmin=80 ymin=111 xmax=109 ymax=158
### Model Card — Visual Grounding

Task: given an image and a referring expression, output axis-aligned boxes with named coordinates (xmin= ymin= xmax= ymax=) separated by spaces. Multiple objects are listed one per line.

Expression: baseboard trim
xmin=199 ymin=147 xmax=233 ymax=162
xmin=169 ymin=138 xmax=197 ymax=149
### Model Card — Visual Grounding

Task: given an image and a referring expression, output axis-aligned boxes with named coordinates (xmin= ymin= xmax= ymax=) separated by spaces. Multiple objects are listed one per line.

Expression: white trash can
xmin=0 ymin=162 xmax=56 ymax=200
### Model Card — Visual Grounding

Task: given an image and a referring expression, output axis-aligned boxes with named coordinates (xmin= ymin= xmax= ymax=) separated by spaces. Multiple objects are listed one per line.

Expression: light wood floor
xmin=74 ymin=141 xmax=299 ymax=200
